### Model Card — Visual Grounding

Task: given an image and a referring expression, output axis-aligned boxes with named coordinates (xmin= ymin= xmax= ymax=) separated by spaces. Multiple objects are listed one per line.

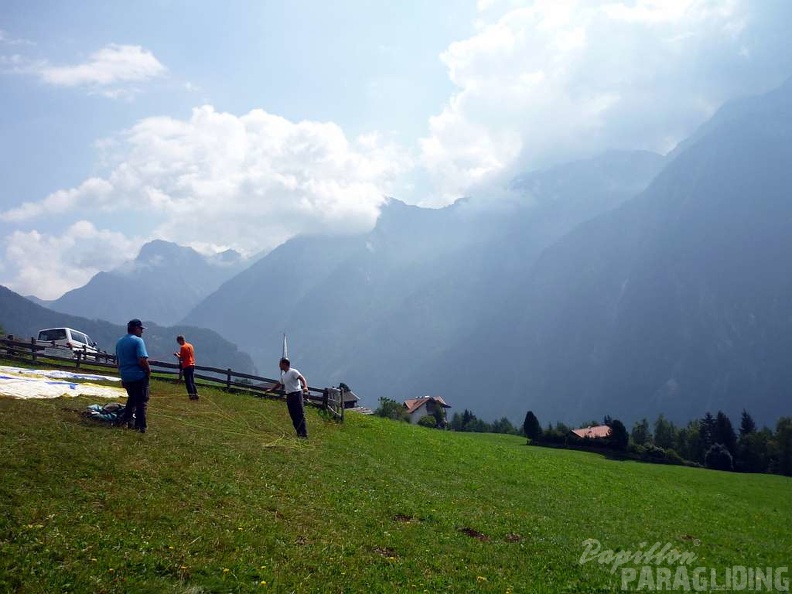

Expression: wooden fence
xmin=0 ymin=335 xmax=345 ymax=421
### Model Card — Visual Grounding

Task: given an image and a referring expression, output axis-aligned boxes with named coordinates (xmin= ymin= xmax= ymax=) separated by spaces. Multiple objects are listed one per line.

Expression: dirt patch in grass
xmin=459 ymin=527 xmax=489 ymax=542
xmin=372 ymin=546 xmax=398 ymax=558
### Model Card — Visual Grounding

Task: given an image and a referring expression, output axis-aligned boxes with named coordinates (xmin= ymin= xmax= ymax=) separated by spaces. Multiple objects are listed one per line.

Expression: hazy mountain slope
xmin=0 ymin=285 xmax=256 ymax=373
xmin=449 ymin=78 xmax=792 ymax=427
xmin=320 ymin=151 xmax=666 ymax=398
xmin=182 ymin=200 xmax=480 ymax=373
xmin=181 ymin=233 xmax=367 ymax=373
xmin=183 ymin=150 xmax=665 ymax=400
xmin=46 ymin=240 xmax=246 ymax=326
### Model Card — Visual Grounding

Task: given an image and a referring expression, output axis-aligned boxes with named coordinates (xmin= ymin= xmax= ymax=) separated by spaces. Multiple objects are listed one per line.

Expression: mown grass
xmin=0 ymin=372 xmax=790 ymax=593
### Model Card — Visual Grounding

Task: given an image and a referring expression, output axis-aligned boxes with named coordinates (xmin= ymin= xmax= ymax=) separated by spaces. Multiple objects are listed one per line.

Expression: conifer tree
xmin=654 ymin=414 xmax=676 ymax=449
xmin=607 ymin=419 xmax=629 ymax=451
xmin=739 ymin=410 xmax=757 ymax=437
xmin=699 ymin=412 xmax=716 ymax=450
xmin=713 ymin=411 xmax=737 ymax=456
xmin=774 ymin=417 xmax=792 ymax=477
xmin=522 ymin=411 xmax=542 ymax=440
xmin=737 ymin=429 xmax=771 ymax=473
xmin=631 ymin=418 xmax=651 ymax=446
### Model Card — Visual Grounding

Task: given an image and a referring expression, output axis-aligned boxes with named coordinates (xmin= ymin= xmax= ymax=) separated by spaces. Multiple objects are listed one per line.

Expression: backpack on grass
xmin=83 ymin=402 xmax=128 ymax=424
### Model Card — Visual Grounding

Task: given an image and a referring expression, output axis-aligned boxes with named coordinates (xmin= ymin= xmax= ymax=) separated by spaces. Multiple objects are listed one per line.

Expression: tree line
xmin=374 ymin=398 xmax=519 ymax=434
xmin=374 ymin=397 xmax=791 ymax=477
xmin=525 ymin=409 xmax=792 ymax=477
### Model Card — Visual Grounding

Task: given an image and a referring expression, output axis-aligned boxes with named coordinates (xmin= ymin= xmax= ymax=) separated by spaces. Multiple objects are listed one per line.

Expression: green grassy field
xmin=1 ymin=374 xmax=790 ymax=593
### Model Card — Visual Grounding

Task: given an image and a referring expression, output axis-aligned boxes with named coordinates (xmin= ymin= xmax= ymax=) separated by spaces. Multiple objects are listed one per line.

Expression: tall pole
xmin=281 ymin=333 xmax=287 ymax=381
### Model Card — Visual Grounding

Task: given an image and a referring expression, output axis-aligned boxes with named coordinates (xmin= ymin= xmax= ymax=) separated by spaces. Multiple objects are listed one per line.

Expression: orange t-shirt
xmin=178 ymin=343 xmax=195 ymax=367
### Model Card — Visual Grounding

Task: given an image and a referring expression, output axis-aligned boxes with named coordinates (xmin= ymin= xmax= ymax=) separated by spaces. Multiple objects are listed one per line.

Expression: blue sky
xmin=1 ymin=0 xmax=791 ymax=299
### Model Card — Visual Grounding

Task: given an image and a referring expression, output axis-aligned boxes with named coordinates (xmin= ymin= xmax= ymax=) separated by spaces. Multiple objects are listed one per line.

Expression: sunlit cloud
xmin=1 ymin=104 xmax=413 ymax=296
xmin=2 ymin=43 xmax=167 ymax=98
xmin=2 ymin=0 xmax=791 ymax=297
xmin=39 ymin=44 xmax=166 ymax=98
xmin=3 ymin=222 xmax=141 ymax=299
xmin=1 ymin=178 xmax=114 ymax=222
xmin=419 ymin=0 xmax=792 ymax=203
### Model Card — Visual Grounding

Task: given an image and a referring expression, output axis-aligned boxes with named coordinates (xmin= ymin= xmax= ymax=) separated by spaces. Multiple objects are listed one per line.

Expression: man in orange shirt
xmin=174 ymin=335 xmax=199 ymax=400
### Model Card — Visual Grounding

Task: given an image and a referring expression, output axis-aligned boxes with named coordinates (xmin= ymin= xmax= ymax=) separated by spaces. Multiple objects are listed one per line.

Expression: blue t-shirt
xmin=116 ymin=334 xmax=149 ymax=382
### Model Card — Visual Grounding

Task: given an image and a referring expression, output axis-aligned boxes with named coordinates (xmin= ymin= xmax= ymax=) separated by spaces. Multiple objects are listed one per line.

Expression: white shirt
xmin=281 ymin=368 xmax=304 ymax=393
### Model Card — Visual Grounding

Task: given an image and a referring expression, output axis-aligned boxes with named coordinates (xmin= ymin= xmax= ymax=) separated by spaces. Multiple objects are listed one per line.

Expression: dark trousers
xmin=120 ymin=377 xmax=149 ymax=431
xmin=286 ymin=391 xmax=308 ymax=438
xmin=183 ymin=365 xmax=198 ymax=398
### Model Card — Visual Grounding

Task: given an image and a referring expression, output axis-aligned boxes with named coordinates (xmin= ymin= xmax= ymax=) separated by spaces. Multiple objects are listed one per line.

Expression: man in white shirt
xmin=268 ymin=357 xmax=309 ymax=438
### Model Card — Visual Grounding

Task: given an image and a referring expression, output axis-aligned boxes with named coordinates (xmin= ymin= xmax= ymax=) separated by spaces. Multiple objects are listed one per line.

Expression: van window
xmin=39 ymin=329 xmax=67 ymax=341
xmin=72 ymin=331 xmax=88 ymax=344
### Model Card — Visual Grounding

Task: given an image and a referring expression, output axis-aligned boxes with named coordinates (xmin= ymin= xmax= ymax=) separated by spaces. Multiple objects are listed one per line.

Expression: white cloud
xmin=39 ymin=44 xmax=166 ymax=86
xmin=600 ymin=0 xmax=737 ymax=24
xmin=3 ymin=222 xmax=140 ymax=299
xmin=0 ymin=29 xmax=34 ymax=46
xmin=420 ymin=0 xmax=792 ymax=203
xmin=3 ymin=43 xmax=166 ymax=98
xmin=0 ymin=53 xmax=44 ymax=72
xmin=106 ymin=106 xmax=412 ymax=252
xmin=1 ymin=105 xmax=413 ymax=296
xmin=4 ymin=0 xmax=792 ymax=297
xmin=1 ymin=178 xmax=114 ymax=222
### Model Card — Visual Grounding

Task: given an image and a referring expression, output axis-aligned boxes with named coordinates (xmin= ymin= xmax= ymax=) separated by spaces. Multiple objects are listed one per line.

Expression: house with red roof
xmin=403 ymin=396 xmax=451 ymax=425
xmin=570 ymin=425 xmax=612 ymax=439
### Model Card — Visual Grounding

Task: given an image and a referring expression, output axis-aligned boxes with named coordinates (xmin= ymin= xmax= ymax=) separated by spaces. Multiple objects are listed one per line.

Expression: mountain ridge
xmin=0 ymin=284 xmax=256 ymax=374
xmin=44 ymin=240 xmax=248 ymax=326
xmin=181 ymin=150 xmax=667 ymax=408
xmin=13 ymin=81 xmax=792 ymax=427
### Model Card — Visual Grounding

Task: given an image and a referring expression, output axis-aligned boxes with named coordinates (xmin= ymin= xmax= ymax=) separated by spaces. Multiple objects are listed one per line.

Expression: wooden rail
xmin=0 ymin=335 xmax=345 ymax=421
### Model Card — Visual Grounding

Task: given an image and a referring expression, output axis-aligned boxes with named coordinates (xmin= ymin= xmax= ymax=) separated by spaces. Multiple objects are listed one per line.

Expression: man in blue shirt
xmin=116 ymin=318 xmax=151 ymax=433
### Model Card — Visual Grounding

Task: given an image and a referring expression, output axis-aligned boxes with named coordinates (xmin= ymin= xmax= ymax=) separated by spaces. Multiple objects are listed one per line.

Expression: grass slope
xmin=1 ymin=377 xmax=790 ymax=593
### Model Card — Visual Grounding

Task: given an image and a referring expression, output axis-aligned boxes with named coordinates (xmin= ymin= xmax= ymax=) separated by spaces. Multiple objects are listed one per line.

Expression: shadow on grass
xmin=524 ymin=439 xmax=701 ymax=468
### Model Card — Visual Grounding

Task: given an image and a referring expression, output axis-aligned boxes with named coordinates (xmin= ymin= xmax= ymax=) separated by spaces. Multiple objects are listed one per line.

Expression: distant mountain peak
xmin=207 ymin=248 xmax=244 ymax=268
xmin=137 ymin=240 xmax=197 ymax=262
xmin=44 ymin=239 xmax=250 ymax=326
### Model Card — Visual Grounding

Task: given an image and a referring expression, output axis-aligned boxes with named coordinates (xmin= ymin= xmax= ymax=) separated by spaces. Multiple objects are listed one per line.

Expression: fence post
xmin=226 ymin=368 xmax=232 ymax=391
xmin=30 ymin=337 xmax=37 ymax=362
xmin=4 ymin=335 xmax=13 ymax=358
xmin=339 ymin=388 xmax=345 ymax=422
xmin=75 ymin=350 xmax=82 ymax=369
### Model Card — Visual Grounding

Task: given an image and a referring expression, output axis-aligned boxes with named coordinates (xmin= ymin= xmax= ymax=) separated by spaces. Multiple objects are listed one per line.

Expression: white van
xmin=37 ymin=327 xmax=100 ymax=359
